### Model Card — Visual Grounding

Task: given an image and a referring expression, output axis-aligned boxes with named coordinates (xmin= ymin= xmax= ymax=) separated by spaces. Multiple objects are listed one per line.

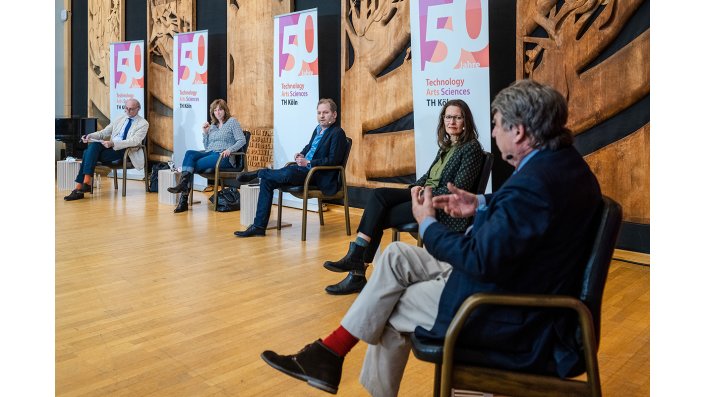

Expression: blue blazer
xmin=415 ymin=145 xmax=602 ymax=378
xmin=300 ymin=125 xmax=348 ymax=196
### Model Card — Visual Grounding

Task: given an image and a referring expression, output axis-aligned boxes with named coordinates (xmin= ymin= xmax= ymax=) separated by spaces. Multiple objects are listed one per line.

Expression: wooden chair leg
xmin=392 ymin=229 xmax=399 ymax=242
xmin=113 ymin=171 xmax=118 ymax=190
xmin=318 ymin=198 xmax=324 ymax=225
xmin=344 ymin=194 xmax=351 ymax=236
xmin=301 ymin=194 xmax=308 ymax=241
xmin=212 ymin=178 xmax=220 ymax=211
xmin=122 ymin=164 xmax=127 ymax=197
xmin=277 ymin=190 xmax=283 ymax=230
xmin=433 ymin=363 xmax=441 ymax=397
xmin=417 ymin=234 xmax=423 ymax=247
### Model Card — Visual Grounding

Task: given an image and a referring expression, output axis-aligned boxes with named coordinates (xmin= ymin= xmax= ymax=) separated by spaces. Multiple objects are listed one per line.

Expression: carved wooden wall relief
xmin=341 ymin=0 xmax=415 ymax=188
xmin=517 ymin=0 xmax=649 ymax=223
xmin=87 ymin=0 xmax=124 ymax=129
xmin=227 ymin=0 xmax=293 ymax=170
xmin=146 ymin=0 xmax=195 ymax=162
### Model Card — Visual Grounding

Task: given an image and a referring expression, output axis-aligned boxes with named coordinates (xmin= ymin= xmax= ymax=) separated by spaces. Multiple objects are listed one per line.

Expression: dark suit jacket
xmin=300 ymin=125 xmax=348 ymax=195
xmin=415 ymin=145 xmax=602 ymax=378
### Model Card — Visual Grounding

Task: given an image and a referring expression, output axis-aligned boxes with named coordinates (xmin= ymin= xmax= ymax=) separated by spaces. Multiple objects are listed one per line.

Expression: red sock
xmin=322 ymin=325 xmax=359 ymax=357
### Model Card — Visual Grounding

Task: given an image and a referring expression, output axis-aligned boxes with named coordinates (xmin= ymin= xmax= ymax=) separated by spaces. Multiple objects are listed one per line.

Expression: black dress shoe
xmin=63 ymin=189 xmax=84 ymax=201
xmin=261 ymin=339 xmax=343 ymax=394
xmin=79 ymin=183 xmax=92 ymax=193
xmin=323 ymin=242 xmax=366 ymax=273
xmin=236 ymin=170 xmax=259 ymax=183
xmin=234 ymin=224 xmax=266 ymax=237
xmin=325 ymin=273 xmax=367 ymax=295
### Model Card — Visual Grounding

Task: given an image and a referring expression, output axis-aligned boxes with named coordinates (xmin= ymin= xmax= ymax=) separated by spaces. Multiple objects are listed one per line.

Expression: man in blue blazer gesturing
xmin=260 ymin=80 xmax=602 ymax=396
xmin=235 ymin=98 xmax=347 ymax=237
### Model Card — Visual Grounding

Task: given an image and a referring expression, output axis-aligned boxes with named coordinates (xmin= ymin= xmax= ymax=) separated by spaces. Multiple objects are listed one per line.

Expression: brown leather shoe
xmin=261 ymin=339 xmax=343 ymax=394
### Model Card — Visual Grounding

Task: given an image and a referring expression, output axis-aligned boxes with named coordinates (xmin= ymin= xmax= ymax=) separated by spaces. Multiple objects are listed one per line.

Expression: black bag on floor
xmin=209 ymin=187 xmax=241 ymax=212
xmin=149 ymin=163 xmax=171 ymax=192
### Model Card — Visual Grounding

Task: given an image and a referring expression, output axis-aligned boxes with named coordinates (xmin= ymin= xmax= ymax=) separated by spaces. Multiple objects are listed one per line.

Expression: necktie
xmin=121 ymin=118 xmax=133 ymax=140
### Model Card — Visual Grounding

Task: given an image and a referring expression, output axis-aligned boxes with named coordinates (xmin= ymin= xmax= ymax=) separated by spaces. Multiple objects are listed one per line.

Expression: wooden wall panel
xmin=341 ymin=0 xmax=415 ymax=188
xmin=585 ymin=124 xmax=650 ymax=223
xmin=87 ymin=0 xmax=124 ymax=129
xmin=226 ymin=1 xmax=292 ymax=170
xmin=517 ymin=0 xmax=650 ymax=225
xmin=146 ymin=0 xmax=196 ymax=162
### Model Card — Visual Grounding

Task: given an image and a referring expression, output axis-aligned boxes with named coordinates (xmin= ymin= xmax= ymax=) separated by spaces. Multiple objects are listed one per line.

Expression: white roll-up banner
xmin=273 ymin=9 xmax=320 ymax=210
xmin=410 ymin=0 xmax=492 ymax=191
xmin=173 ymin=30 xmax=208 ymax=190
xmin=109 ymin=40 xmax=145 ymax=179
xmin=110 ymin=40 xmax=145 ymax=119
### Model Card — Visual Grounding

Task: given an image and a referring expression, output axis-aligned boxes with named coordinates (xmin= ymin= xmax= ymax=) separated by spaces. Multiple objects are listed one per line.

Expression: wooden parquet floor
xmin=55 ymin=180 xmax=649 ymax=396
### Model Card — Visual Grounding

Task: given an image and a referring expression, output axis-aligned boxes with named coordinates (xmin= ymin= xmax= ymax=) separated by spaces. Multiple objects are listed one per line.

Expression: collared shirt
xmin=114 ymin=117 xmax=133 ymax=143
xmin=419 ymin=149 xmax=541 ymax=238
xmin=305 ymin=125 xmax=328 ymax=163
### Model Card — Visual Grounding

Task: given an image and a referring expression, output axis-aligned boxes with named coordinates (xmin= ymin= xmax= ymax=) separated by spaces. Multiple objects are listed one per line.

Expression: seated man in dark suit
xmin=234 ymin=98 xmax=347 ymax=237
xmin=259 ymin=80 xmax=603 ymax=396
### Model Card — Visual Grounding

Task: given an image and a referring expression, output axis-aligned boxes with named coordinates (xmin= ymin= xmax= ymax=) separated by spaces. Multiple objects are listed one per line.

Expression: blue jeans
xmin=253 ymin=165 xmax=310 ymax=228
xmin=75 ymin=142 xmax=126 ymax=183
xmin=181 ymin=150 xmax=230 ymax=173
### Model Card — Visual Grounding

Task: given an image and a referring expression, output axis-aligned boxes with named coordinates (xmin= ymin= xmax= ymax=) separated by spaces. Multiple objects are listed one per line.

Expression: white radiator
xmin=56 ymin=160 xmax=82 ymax=191
xmin=240 ymin=184 xmax=259 ymax=226
xmin=158 ymin=169 xmax=180 ymax=205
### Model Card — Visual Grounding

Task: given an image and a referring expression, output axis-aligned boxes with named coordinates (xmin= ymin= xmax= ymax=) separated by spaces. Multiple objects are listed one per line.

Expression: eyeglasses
xmin=125 ymin=107 xmax=138 ymax=112
xmin=444 ymin=115 xmax=464 ymax=122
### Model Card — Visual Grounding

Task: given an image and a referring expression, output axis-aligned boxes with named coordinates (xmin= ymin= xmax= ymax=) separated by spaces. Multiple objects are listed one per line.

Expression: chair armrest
xmin=123 ymin=144 xmax=146 ymax=162
xmin=215 ymin=151 xmax=248 ymax=173
xmin=440 ymin=293 xmax=598 ymax=396
xmin=302 ymin=165 xmax=345 ymax=187
xmin=298 ymin=165 xmax=347 ymax=199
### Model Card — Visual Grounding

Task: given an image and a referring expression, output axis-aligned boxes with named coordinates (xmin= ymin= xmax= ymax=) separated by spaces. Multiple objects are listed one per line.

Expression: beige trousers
xmin=340 ymin=242 xmax=452 ymax=397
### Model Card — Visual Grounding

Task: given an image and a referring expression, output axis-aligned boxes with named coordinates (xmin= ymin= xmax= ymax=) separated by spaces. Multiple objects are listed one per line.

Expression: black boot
xmin=325 ymin=272 xmax=367 ymax=295
xmin=173 ymin=192 xmax=189 ymax=213
xmin=167 ymin=171 xmax=192 ymax=193
xmin=323 ymin=242 xmax=366 ymax=273
xmin=261 ymin=339 xmax=343 ymax=394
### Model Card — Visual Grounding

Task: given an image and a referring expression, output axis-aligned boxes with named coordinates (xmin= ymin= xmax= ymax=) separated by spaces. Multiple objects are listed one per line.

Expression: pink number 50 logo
xmin=419 ymin=0 xmax=489 ymax=71
xmin=278 ymin=13 xmax=318 ymax=77
xmin=177 ymin=32 xmax=207 ymax=85
xmin=113 ymin=42 xmax=144 ymax=88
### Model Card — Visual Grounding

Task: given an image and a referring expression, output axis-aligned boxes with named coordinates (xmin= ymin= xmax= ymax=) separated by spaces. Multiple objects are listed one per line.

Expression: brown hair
xmin=209 ymin=99 xmax=232 ymax=125
xmin=317 ymin=98 xmax=338 ymax=113
xmin=436 ymin=99 xmax=479 ymax=151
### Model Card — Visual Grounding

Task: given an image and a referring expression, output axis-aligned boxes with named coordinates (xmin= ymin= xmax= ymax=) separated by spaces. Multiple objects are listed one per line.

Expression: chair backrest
xmin=337 ymin=137 xmax=353 ymax=185
xmin=234 ymin=130 xmax=252 ymax=171
xmin=469 ymin=151 xmax=493 ymax=195
xmin=579 ymin=195 xmax=622 ymax=347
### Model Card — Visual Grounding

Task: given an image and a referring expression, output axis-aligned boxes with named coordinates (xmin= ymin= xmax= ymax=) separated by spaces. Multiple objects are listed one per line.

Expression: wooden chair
xmin=189 ymin=131 xmax=251 ymax=209
xmin=410 ymin=196 xmax=623 ymax=397
xmin=94 ymin=140 xmax=149 ymax=197
xmin=391 ymin=151 xmax=494 ymax=247
xmin=276 ymin=137 xmax=353 ymax=241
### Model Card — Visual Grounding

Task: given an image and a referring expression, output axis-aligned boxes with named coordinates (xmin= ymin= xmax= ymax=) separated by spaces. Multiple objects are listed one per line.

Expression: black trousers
xmin=357 ymin=187 xmax=415 ymax=263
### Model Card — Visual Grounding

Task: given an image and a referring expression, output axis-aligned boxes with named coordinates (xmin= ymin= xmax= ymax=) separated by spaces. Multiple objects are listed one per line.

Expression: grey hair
xmin=491 ymin=79 xmax=573 ymax=150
